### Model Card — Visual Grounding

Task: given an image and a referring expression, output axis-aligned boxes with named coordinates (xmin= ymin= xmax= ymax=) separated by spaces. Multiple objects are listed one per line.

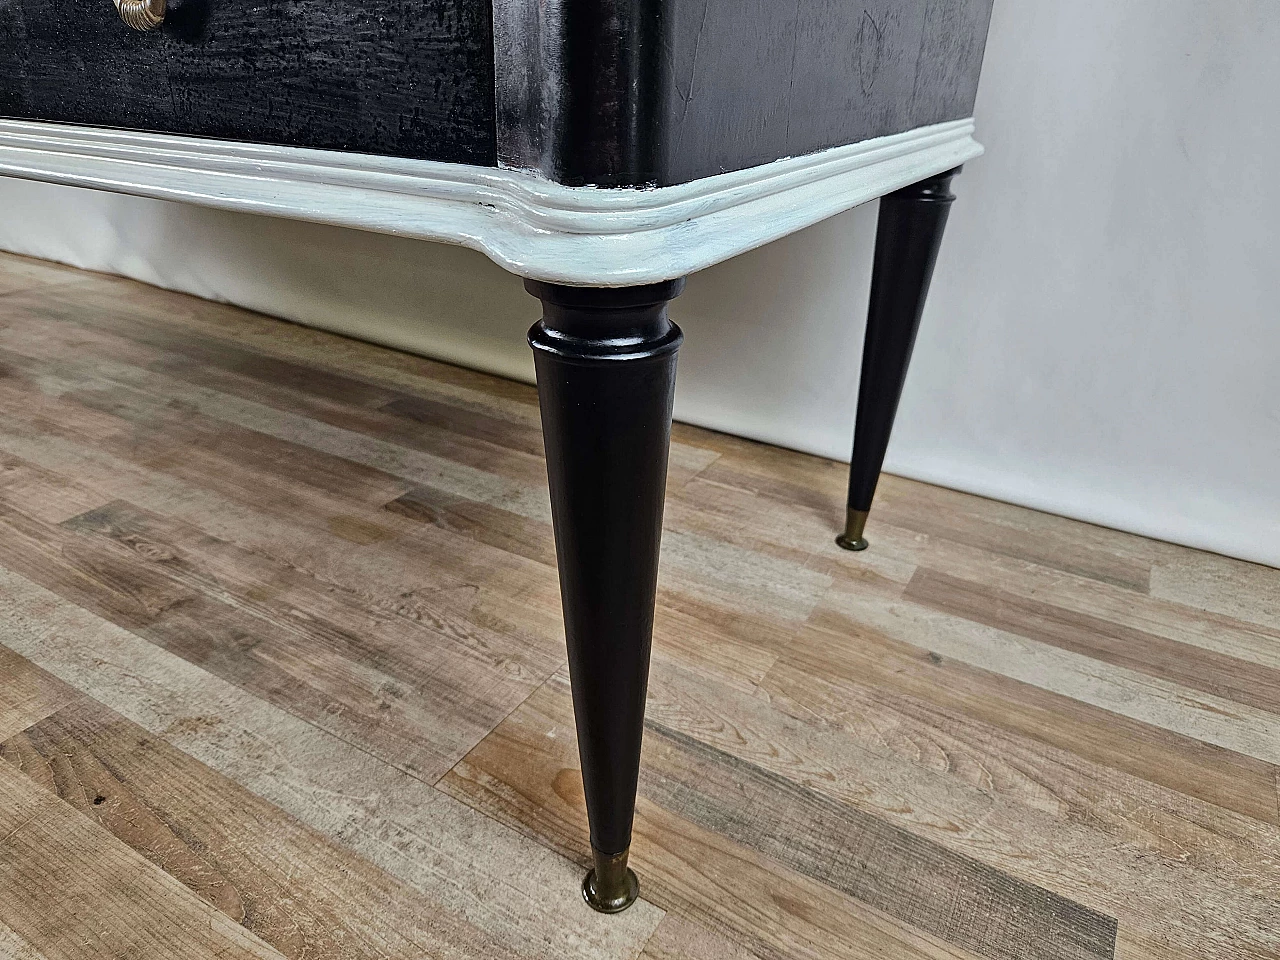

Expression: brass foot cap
xmin=835 ymin=533 xmax=869 ymax=551
xmin=582 ymin=848 xmax=639 ymax=913
xmin=836 ymin=507 xmax=870 ymax=552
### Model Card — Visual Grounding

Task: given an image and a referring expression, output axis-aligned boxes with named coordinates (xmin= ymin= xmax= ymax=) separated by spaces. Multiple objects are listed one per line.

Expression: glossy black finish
xmin=844 ymin=168 xmax=960 ymax=536
xmin=495 ymin=0 xmax=671 ymax=187
xmin=526 ymin=279 xmax=684 ymax=860
xmin=0 ymin=0 xmax=496 ymax=165
xmin=495 ymin=0 xmax=993 ymax=186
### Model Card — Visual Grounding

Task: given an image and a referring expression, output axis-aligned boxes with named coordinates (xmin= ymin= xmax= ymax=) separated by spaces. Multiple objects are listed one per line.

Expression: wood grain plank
xmin=443 ymin=676 xmax=998 ymax=960
xmin=0 ymin=919 xmax=51 ymax=960
xmin=0 ymin=277 xmax=721 ymax=486
xmin=0 ymin=489 xmax=557 ymax=784
xmin=0 ymin=450 xmax=112 ymax=523
xmin=125 ymin=402 xmax=414 ymax=510
xmin=0 ymin=435 xmax=558 ymax=696
xmin=0 ymin=252 xmax=96 ymax=297
xmin=1 ymin=715 xmax=250 ymax=923
xmin=0 ymin=290 xmax=494 ymax=416
xmin=866 ymin=476 xmax=1157 ymax=591
xmin=639 ymin=721 xmax=1117 ymax=960
xmin=668 ymin=475 xmax=919 ymax=595
xmin=1112 ymin=928 xmax=1204 ymax=960
xmin=813 ymin=583 xmax=1280 ymax=766
xmin=0 ymin=302 xmax=404 ymax=418
xmin=638 ymin=915 xmax=765 ymax=960
xmin=2 ymin=696 xmax=539 ymax=960
xmin=881 ymin=536 xmax=1280 ymax=675
xmin=0 ymin=273 xmax=540 ymax=414
xmin=0 ymin=371 xmax=563 ymax=636
xmin=0 ymin=340 xmax=778 ymax=696
xmin=788 ymin=603 xmax=1280 ymax=826
xmin=0 ymin=329 xmax=555 ymax=513
xmin=0 ymin=757 xmax=288 ymax=960
xmin=645 ymin=657 xmax=1280 ymax=958
xmin=1150 ymin=549 xmax=1280 ymax=632
xmin=659 ymin=527 xmax=833 ymax=622
xmin=112 ymin=359 xmax=555 ymax=518
xmin=382 ymin=393 xmax=547 ymax=457
xmin=0 ymin=277 xmax=543 ymax=417
xmin=475 ymin=580 xmax=782 ymax=695
xmin=760 ymin=658 xmax=1280 ymax=902
xmin=451 ymin=642 xmax=1280 ymax=958
xmin=61 ymin=480 xmax=560 ymax=683
xmin=651 ymin=591 xmax=783 ymax=692
xmin=906 ymin=567 xmax=1280 ymax=714
xmin=0 ymin=296 xmax=713 ymax=530
xmin=668 ymin=464 xmax=1279 ymax=705
xmin=694 ymin=452 xmax=1152 ymax=593
xmin=675 ymin=428 xmax=851 ymax=519
xmin=153 ymin=355 xmax=556 ymax=490
xmin=0 ymin=645 xmax=77 ymax=742
xmin=0 ymin=563 xmax=664 ymax=959
xmin=386 ymin=483 xmax=559 ymax=568
xmin=72 ymin=498 xmax=561 ymax=760
xmin=160 ymin=340 xmax=406 ymax=410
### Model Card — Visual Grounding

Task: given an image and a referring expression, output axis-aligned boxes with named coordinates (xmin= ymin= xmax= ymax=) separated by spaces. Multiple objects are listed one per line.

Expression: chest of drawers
xmin=0 ymin=0 xmax=994 ymax=913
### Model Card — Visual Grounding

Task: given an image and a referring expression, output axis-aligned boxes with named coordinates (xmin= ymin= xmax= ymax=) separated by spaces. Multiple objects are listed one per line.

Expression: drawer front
xmin=0 ymin=0 xmax=496 ymax=165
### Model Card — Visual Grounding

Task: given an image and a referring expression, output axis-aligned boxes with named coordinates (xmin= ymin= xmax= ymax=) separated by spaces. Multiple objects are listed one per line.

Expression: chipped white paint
xmin=0 ymin=117 xmax=981 ymax=286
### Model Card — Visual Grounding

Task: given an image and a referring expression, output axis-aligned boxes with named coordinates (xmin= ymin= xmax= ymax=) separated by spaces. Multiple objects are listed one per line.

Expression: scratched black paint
xmin=0 ymin=0 xmax=496 ymax=165
xmin=553 ymin=0 xmax=671 ymax=187
xmin=496 ymin=0 xmax=994 ymax=186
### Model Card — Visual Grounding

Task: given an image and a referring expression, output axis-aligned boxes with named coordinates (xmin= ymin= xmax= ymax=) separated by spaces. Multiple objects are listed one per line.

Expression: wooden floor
xmin=0 ymin=251 xmax=1277 ymax=960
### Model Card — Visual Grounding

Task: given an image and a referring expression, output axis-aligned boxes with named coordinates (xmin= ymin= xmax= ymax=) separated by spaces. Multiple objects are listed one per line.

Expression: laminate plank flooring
xmin=0 ymin=754 xmax=289 ymax=960
xmin=0 ymin=251 xmax=1277 ymax=959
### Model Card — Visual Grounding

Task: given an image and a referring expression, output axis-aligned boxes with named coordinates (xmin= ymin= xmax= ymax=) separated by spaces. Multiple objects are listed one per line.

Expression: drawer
xmin=0 ymin=0 xmax=496 ymax=165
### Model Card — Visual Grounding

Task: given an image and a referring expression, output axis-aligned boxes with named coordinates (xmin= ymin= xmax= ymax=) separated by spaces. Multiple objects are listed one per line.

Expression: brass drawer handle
xmin=113 ymin=0 xmax=165 ymax=30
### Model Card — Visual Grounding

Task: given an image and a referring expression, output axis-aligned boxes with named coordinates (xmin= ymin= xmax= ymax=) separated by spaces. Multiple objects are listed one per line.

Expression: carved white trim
xmin=0 ymin=117 xmax=981 ymax=286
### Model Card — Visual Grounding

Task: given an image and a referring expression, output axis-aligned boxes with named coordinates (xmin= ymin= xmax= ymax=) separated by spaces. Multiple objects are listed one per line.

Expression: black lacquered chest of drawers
xmin=0 ymin=0 xmax=994 ymax=913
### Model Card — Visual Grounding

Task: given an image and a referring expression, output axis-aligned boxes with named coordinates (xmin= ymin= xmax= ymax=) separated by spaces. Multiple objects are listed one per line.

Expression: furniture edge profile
xmin=0 ymin=117 xmax=982 ymax=286
xmin=491 ymin=0 xmax=994 ymax=188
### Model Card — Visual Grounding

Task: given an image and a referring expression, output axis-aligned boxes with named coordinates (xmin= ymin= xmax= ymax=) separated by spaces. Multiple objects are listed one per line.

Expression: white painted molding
xmin=0 ymin=118 xmax=981 ymax=286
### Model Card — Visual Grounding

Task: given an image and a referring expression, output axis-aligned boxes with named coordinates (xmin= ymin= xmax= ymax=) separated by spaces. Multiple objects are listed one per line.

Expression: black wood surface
xmin=844 ymin=168 xmax=959 ymax=543
xmin=3 ymin=0 xmax=989 ymax=183
xmin=0 ymin=0 xmax=496 ymax=165
xmin=495 ymin=0 xmax=671 ymax=187
xmin=495 ymin=0 xmax=993 ymax=186
xmin=526 ymin=279 xmax=683 ymax=881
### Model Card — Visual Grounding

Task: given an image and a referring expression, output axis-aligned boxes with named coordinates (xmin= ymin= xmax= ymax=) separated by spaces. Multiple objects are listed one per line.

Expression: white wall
xmin=2 ymin=0 xmax=1277 ymax=566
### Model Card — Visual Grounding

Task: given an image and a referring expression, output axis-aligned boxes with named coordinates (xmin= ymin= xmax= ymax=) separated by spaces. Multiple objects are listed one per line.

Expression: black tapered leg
xmin=526 ymin=278 xmax=684 ymax=913
xmin=838 ymin=167 xmax=961 ymax=551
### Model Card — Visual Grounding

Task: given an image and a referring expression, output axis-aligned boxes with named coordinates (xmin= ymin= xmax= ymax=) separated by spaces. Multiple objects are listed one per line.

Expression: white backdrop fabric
xmin=1 ymin=0 xmax=1277 ymax=567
